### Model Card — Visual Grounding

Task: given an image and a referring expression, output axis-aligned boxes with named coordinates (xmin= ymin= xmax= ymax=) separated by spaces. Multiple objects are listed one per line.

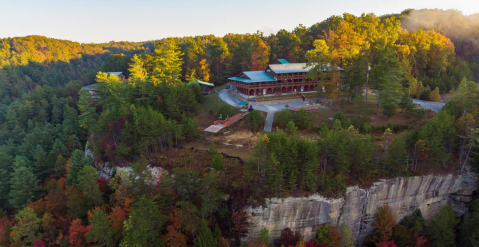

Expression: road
xmin=219 ymin=89 xmax=325 ymax=132
xmin=411 ymin=99 xmax=445 ymax=112
xmin=365 ymin=90 xmax=445 ymax=113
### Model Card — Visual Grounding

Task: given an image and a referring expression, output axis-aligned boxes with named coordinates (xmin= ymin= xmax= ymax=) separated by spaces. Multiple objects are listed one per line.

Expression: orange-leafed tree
xmin=68 ymin=219 xmax=87 ymax=247
xmin=373 ymin=205 xmax=396 ymax=243
xmin=109 ymin=206 xmax=126 ymax=242
xmin=162 ymin=209 xmax=187 ymax=247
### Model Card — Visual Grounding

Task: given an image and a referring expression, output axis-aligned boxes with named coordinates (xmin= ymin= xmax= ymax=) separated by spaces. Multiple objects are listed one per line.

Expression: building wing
xmin=228 ymin=71 xmax=277 ymax=83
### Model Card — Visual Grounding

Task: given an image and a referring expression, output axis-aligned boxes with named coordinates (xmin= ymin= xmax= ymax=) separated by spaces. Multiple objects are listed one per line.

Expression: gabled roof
xmin=106 ymin=72 xmax=123 ymax=76
xmin=187 ymin=80 xmax=214 ymax=87
xmin=228 ymin=71 xmax=277 ymax=83
xmin=268 ymin=63 xmax=312 ymax=74
xmin=268 ymin=63 xmax=343 ymax=74
xmin=277 ymin=59 xmax=289 ymax=64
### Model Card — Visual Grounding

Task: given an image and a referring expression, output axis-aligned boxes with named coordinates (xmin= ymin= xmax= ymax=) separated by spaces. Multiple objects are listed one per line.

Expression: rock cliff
xmin=244 ymin=172 xmax=477 ymax=246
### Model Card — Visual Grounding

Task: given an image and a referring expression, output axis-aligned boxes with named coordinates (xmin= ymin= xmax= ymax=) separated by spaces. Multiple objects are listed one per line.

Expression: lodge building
xmin=227 ymin=59 xmax=332 ymax=98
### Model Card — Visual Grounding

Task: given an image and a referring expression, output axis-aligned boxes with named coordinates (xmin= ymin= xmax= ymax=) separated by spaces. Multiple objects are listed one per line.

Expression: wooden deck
xmin=204 ymin=112 xmax=249 ymax=133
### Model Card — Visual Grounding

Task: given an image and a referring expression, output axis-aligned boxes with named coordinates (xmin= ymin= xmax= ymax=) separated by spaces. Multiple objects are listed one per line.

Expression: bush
xmin=316 ymin=224 xmax=341 ymax=247
xmin=211 ymin=155 xmax=223 ymax=171
xmin=276 ymin=109 xmax=293 ymax=128
xmin=429 ymin=87 xmax=441 ymax=102
xmin=362 ymin=122 xmax=371 ymax=133
xmin=333 ymin=111 xmax=347 ymax=128
xmin=246 ymin=110 xmax=265 ymax=132
xmin=294 ymin=109 xmax=312 ymax=129
xmin=420 ymin=86 xmax=431 ymax=101
xmin=286 ymin=121 xmax=298 ymax=136
xmin=217 ymin=104 xmax=235 ymax=119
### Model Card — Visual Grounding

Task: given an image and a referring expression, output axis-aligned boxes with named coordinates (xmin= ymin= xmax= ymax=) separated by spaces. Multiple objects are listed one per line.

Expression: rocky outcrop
xmin=244 ymin=172 xmax=477 ymax=246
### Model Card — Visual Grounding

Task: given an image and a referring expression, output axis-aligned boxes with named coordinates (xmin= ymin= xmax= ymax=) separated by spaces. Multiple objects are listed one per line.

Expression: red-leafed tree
xmin=373 ymin=205 xmax=396 ymax=243
xmin=33 ymin=240 xmax=46 ymax=247
xmin=96 ymin=177 xmax=108 ymax=192
xmin=0 ymin=216 xmax=15 ymax=246
xmin=375 ymin=240 xmax=398 ymax=247
xmin=279 ymin=228 xmax=298 ymax=247
xmin=68 ymin=219 xmax=87 ymax=247
xmin=44 ymin=178 xmax=67 ymax=215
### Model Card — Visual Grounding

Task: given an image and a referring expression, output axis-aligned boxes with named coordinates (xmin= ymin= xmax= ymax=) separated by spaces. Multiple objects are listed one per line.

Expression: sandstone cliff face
xmin=244 ymin=172 xmax=477 ymax=246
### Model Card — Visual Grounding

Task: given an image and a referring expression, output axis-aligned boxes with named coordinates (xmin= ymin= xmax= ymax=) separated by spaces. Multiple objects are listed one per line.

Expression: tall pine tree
xmin=9 ymin=156 xmax=42 ymax=209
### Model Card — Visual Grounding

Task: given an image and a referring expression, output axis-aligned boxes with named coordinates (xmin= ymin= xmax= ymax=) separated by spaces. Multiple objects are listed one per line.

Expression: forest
xmin=0 ymin=8 xmax=478 ymax=247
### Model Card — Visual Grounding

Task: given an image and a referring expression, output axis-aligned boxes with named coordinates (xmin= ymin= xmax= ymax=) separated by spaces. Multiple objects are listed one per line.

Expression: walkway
xmin=204 ymin=112 xmax=249 ymax=133
xmin=219 ymin=89 xmax=326 ymax=132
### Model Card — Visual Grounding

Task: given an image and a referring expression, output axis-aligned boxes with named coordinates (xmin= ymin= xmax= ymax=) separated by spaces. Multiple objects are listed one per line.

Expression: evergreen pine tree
xmin=78 ymin=166 xmax=103 ymax=207
xmin=86 ymin=210 xmax=114 ymax=246
xmin=9 ymin=156 xmax=42 ymax=209
xmin=66 ymin=149 xmax=87 ymax=187
xmin=211 ymin=155 xmax=223 ymax=171
xmin=0 ymin=153 xmax=14 ymax=208
xmin=194 ymin=219 xmax=215 ymax=247
xmin=78 ymin=88 xmax=98 ymax=133
xmin=150 ymin=39 xmax=183 ymax=84
xmin=33 ymin=145 xmax=48 ymax=178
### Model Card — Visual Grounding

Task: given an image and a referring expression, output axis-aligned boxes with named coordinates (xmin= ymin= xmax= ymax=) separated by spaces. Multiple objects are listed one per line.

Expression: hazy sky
xmin=1 ymin=0 xmax=478 ymax=43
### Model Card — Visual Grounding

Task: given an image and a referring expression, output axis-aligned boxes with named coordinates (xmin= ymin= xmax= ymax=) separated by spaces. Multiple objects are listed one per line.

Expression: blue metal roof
xmin=187 ymin=80 xmax=214 ymax=87
xmin=277 ymin=59 xmax=289 ymax=64
xmin=228 ymin=71 xmax=277 ymax=83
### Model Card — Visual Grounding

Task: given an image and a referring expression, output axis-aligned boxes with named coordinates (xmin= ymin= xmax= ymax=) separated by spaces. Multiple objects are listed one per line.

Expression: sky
xmin=1 ymin=0 xmax=478 ymax=44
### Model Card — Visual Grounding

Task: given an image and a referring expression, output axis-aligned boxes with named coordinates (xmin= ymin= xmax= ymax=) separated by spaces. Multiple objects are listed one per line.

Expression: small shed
xmin=269 ymin=58 xmax=290 ymax=65
xmin=187 ymin=80 xmax=215 ymax=95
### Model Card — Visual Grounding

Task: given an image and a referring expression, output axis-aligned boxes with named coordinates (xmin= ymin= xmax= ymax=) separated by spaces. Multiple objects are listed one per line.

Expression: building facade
xmin=227 ymin=61 xmax=323 ymax=98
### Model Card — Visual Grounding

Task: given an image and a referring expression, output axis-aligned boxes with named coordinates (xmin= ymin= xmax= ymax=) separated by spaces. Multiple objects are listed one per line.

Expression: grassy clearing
xmin=196 ymin=92 xmax=241 ymax=128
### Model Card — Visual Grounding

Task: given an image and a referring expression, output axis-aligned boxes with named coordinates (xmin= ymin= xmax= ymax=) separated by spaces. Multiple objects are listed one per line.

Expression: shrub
xmin=276 ymin=109 xmax=293 ymax=128
xmin=217 ymin=104 xmax=234 ymax=119
xmin=333 ymin=111 xmax=347 ymax=128
xmin=420 ymin=86 xmax=431 ymax=101
xmin=316 ymin=224 xmax=341 ymax=247
xmin=429 ymin=87 xmax=441 ymax=102
xmin=246 ymin=110 xmax=265 ymax=132
xmin=293 ymin=109 xmax=311 ymax=129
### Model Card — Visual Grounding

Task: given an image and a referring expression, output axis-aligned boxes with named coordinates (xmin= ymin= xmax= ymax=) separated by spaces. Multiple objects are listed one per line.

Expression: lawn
xmin=196 ymin=92 xmax=241 ymax=128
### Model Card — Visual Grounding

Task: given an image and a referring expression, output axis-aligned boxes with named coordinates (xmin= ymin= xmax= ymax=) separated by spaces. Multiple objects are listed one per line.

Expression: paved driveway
xmin=411 ymin=99 xmax=445 ymax=112
xmin=365 ymin=89 xmax=445 ymax=113
xmin=219 ymin=89 xmax=323 ymax=132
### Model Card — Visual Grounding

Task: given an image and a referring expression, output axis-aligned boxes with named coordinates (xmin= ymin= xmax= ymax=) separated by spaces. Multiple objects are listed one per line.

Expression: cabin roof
xmin=228 ymin=71 xmax=277 ymax=83
xmin=187 ymin=80 xmax=214 ymax=87
xmin=268 ymin=63 xmax=312 ymax=74
xmin=106 ymin=72 xmax=123 ymax=76
xmin=277 ymin=58 xmax=290 ymax=64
